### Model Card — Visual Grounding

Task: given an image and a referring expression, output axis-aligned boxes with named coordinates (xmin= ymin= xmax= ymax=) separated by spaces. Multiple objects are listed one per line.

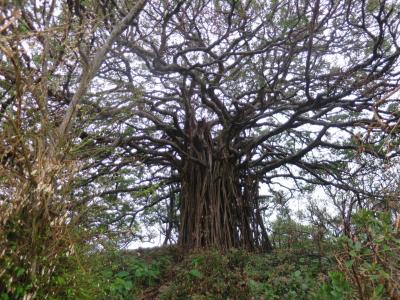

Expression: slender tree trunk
xmin=163 ymin=186 xmax=176 ymax=245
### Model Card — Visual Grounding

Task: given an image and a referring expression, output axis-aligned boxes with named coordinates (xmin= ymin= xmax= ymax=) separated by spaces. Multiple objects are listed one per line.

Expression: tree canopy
xmin=85 ymin=0 xmax=400 ymax=249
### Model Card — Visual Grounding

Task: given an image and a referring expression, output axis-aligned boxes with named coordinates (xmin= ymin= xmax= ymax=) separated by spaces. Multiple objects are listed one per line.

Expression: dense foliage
xmin=4 ymin=212 xmax=397 ymax=299
xmin=1 ymin=0 xmax=400 ymax=299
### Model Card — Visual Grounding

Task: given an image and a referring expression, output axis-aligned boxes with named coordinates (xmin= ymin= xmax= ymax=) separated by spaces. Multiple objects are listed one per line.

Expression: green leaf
xmin=354 ymin=241 xmax=362 ymax=251
xmin=101 ymin=269 xmax=113 ymax=278
xmin=349 ymin=250 xmax=357 ymax=257
xmin=379 ymin=270 xmax=390 ymax=280
xmin=367 ymin=0 xmax=380 ymax=12
xmin=345 ymin=260 xmax=354 ymax=268
xmin=18 ymin=23 xmax=29 ymax=33
xmin=116 ymin=271 xmax=130 ymax=278
xmin=55 ymin=276 xmax=66 ymax=285
xmin=1 ymin=293 xmax=10 ymax=300
xmin=189 ymin=269 xmax=203 ymax=279
xmin=371 ymin=284 xmax=384 ymax=300
xmin=124 ymin=280 xmax=133 ymax=290
xmin=15 ymin=267 xmax=25 ymax=278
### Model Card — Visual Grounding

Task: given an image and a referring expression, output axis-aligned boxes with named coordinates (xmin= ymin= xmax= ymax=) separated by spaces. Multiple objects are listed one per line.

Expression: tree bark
xmin=178 ymin=120 xmax=272 ymax=251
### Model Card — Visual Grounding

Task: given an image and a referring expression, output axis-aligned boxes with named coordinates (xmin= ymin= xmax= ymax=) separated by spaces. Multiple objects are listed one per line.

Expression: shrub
xmin=336 ymin=210 xmax=400 ymax=299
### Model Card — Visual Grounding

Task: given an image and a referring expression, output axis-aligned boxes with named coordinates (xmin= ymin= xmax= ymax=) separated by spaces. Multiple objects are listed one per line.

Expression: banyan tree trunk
xmin=178 ymin=120 xmax=272 ymax=251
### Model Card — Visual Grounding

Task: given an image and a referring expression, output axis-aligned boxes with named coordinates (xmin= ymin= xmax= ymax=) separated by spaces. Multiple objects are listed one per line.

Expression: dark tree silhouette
xmin=98 ymin=0 xmax=400 ymax=250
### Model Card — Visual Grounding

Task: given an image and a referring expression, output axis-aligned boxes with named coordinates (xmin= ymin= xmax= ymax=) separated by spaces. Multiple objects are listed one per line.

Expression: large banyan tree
xmin=93 ymin=0 xmax=400 ymax=250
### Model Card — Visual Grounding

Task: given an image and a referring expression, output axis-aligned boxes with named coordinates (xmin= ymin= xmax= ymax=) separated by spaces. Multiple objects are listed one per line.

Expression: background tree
xmin=0 ymin=0 xmax=146 ymax=296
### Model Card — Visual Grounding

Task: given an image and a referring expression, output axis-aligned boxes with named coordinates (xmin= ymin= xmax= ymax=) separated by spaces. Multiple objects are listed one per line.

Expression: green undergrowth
xmin=41 ymin=246 xmax=179 ymax=300
xmin=3 ymin=213 xmax=398 ymax=299
xmin=44 ymin=246 xmax=343 ymax=300
xmin=158 ymin=248 xmax=336 ymax=300
xmin=7 ymin=210 xmax=398 ymax=299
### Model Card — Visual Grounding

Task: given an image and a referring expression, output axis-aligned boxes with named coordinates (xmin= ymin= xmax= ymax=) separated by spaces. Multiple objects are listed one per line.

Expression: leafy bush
xmin=314 ymin=271 xmax=353 ymax=300
xmin=245 ymin=249 xmax=333 ymax=299
xmin=160 ymin=250 xmax=250 ymax=299
xmin=101 ymin=253 xmax=170 ymax=299
xmin=158 ymin=248 xmax=335 ymax=300
xmin=25 ymin=246 xmax=171 ymax=300
xmin=336 ymin=210 xmax=400 ymax=299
